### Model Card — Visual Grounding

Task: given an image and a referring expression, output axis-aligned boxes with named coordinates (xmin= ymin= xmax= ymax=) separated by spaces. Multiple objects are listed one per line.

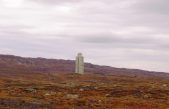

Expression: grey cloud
xmin=78 ymin=35 xmax=158 ymax=44
xmin=123 ymin=2 xmax=169 ymax=34
xmin=30 ymin=0 xmax=117 ymax=5
xmin=76 ymin=33 xmax=169 ymax=52
xmin=30 ymin=0 xmax=83 ymax=5
xmin=133 ymin=0 xmax=169 ymax=14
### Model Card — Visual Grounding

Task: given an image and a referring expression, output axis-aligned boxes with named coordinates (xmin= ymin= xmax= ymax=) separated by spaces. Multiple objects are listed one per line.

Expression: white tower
xmin=75 ymin=53 xmax=84 ymax=74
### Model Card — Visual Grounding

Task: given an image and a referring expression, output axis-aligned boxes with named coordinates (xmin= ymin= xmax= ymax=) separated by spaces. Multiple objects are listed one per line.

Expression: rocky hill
xmin=0 ymin=54 xmax=168 ymax=78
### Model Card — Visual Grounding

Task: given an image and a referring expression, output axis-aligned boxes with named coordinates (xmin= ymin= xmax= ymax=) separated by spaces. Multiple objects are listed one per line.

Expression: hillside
xmin=0 ymin=54 xmax=168 ymax=78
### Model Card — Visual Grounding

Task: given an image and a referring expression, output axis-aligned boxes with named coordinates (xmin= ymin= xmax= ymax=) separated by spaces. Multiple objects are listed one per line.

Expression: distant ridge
xmin=0 ymin=54 xmax=169 ymax=78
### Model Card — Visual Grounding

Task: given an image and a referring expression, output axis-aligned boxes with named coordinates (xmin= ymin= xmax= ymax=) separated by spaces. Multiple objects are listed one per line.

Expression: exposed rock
xmin=82 ymin=85 xmax=97 ymax=91
xmin=65 ymin=82 xmax=78 ymax=88
xmin=45 ymin=93 xmax=50 ymax=96
xmin=94 ymin=87 xmax=98 ymax=89
xmin=143 ymin=94 xmax=151 ymax=99
xmin=79 ymin=88 xmax=84 ymax=91
xmin=45 ymin=91 xmax=56 ymax=96
xmin=163 ymin=84 xmax=167 ymax=87
xmin=66 ymin=94 xmax=79 ymax=99
xmin=98 ymin=100 xmax=102 ymax=103
xmin=24 ymin=88 xmax=37 ymax=93
xmin=105 ymin=94 xmax=110 ymax=97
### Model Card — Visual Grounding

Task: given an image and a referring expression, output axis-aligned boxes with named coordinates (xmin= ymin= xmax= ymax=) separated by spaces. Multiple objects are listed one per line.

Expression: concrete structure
xmin=75 ymin=53 xmax=84 ymax=74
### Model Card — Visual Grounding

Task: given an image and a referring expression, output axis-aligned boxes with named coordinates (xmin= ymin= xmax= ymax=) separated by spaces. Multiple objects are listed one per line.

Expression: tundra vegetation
xmin=0 ymin=73 xmax=169 ymax=109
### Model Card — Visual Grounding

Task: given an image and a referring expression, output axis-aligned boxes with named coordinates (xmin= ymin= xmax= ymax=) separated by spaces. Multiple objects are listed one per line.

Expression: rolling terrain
xmin=0 ymin=54 xmax=168 ymax=78
xmin=0 ymin=54 xmax=169 ymax=109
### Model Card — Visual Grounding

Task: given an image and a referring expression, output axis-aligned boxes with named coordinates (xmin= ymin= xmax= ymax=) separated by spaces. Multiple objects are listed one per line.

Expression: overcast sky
xmin=0 ymin=0 xmax=169 ymax=72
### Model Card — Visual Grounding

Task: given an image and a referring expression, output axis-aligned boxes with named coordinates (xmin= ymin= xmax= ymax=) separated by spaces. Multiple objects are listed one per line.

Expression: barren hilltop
xmin=0 ymin=54 xmax=169 ymax=109
xmin=0 ymin=54 xmax=168 ymax=78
